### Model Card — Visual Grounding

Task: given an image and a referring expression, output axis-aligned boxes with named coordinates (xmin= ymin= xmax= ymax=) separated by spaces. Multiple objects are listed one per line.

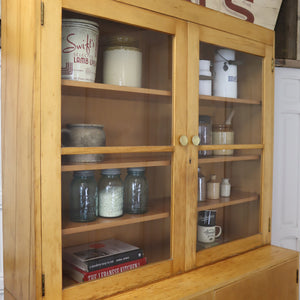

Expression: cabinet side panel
xmin=215 ymin=258 xmax=299 ymax=300
xmin=2 ymin=0 xmax=40 ymax=298
xmin=261 ymin=43 xmax=275 ymax=243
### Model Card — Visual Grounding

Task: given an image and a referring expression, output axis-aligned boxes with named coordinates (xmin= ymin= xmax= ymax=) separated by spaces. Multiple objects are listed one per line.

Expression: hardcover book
xmin=62 ymin=239 xmax=144 ymax=272
xmin=63 ymin=257 xmax=147 ymax=282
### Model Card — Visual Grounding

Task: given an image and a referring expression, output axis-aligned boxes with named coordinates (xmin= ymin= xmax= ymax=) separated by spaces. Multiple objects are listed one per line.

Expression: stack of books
xmin=63 ymin=239 xmax=147 ymax=282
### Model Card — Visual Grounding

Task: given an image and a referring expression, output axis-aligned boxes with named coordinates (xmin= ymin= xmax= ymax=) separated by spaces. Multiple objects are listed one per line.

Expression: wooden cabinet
xmin=215 ymin=257 xmax=298 ymax=300
xmin=2 ymin=0 xmax=297 ymax=299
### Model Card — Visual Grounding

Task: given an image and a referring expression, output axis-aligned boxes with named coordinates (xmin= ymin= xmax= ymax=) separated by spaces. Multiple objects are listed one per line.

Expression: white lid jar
xmin=103 ymin=35 xmax=142 ymax=88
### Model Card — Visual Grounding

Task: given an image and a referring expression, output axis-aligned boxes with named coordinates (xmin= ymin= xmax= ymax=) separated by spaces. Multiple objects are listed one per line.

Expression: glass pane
xmin=62 ymin=156 xmax=171 ymax=285
xmin=198 ymin=42 xmax=262 ymax=148
xmin=61 ymin=11 xmax=172 ymax=147
xmin=61 ymin=10 xmax=173 ymax=286
xmin=196 ymin=149 xmax=261 ymax=251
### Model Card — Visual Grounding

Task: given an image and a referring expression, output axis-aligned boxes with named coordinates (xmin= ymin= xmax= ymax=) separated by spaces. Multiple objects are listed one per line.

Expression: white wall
xmin=271 ymin=67 xmax=300 ymax=299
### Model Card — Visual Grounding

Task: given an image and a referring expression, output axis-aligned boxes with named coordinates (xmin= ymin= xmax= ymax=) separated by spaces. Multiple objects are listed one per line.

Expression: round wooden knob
xmin=192 ymin=135 xmax=200 ymax=146
xmin=179 ymin=135 xmax=188 ymax=146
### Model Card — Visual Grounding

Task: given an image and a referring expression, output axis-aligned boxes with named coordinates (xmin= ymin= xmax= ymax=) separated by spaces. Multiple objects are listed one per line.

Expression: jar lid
xmin=127 ymin=167 xmax=145 ymax=173
xmin=74 ymin=170 xmax=95 ymax=177
xmin=210 ymin=174 xmax=217 ymax=180
xmin=222 ymin=178 xmax=230 ymax=183
xmin=104 ymin=35 xmax=139 ymax=48
xmin=199 ymin=115 xmax=211 ymax=123
xmin=67 ymin=123 xmax=104 ymax=129
xmin=199 ymin=60 xmax=211 ymax=71
xmin=215 ymin=48 xmax=235 ymax=62
xmin=212 ymin=123 xmax=232 ymax=131
xmin=62 ymin=18 xmax=99 ymax=29
xmin=101 ymin=168 xmax=121 ymax=175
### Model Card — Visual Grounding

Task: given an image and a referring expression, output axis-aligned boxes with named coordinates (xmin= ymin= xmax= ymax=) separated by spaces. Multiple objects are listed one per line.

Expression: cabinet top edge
xmin=112 ymin=0 xmax=274 ymax=46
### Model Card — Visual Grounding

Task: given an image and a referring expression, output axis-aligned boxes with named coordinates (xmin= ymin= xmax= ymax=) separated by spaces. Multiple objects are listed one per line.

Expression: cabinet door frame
xmin=40 ymin=1 xmax=189 ymax=299
xmin=186 ymin=22 xmax=274 ymax=269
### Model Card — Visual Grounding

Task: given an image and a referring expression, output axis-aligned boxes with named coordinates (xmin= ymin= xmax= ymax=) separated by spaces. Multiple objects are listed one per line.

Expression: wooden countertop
xmin=108 ymin=245 xmax=298 ymax=300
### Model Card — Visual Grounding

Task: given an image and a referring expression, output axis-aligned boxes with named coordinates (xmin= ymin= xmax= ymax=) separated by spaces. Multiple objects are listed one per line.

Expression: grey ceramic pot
xmin=62 ymin=124 xmax=106 ymax=163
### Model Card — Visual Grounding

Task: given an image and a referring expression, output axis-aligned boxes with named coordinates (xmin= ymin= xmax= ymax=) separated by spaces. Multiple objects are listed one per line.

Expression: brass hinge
xmin=297 ymin=269 xmax=299 ymax=284
xmin=41 ymin=2 xmax=45 ymax=26
xmin=42 ymin=274 xmax=45 ymax=297
xmin=271 ymin=58 xmax=275 ymax=72
xmin=268 ymin=217 xmax=271 ymax=232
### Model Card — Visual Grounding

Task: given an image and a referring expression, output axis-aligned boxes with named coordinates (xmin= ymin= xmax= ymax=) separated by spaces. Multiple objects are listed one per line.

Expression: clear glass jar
xmin=212 ymin=123 xmax=234 ymax=155
xmin=124 ymin=167 xmax=148 ymax=214
xmin=103 ymin=35 xmax=142 ymax=87
xmin=198 ymin=115 xmax=212 ymax=157
xmin=98 ymin=169 xmax=124 ymax=217
xmin=198 ymin=167 xmax=206 ymax=202
xmin=70 ymin=170 xmax=98 ymax=222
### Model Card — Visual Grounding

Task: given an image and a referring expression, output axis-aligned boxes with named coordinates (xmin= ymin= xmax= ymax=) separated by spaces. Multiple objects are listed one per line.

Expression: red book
xmin=64 ymin=257 xmax=147 ymax=282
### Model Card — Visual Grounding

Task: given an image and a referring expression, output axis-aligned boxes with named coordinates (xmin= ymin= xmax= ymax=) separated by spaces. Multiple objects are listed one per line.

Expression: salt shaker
xmin=207 ymin=174 xmax=220 ymax=200
xmin=221 ymin=178 xmax=231 ymax=197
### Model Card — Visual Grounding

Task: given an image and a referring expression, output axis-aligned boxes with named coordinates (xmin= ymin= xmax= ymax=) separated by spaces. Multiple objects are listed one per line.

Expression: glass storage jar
xmin=198 ymin=167 xmax=206 ymax=202
xmin=98 ymin=169 xmax=124 ymax=217
xmin=212 ymin=123 xmax=234 ymax=155
xmin=124 ymin=167 xmax=148 ymax=214
xmin=198 ymin=115 xmax=212 ymax=157
xmin=70 ymin=170 xmax=98 ymax=222
xmin=103 ymin=35 xmax=142 ymax=88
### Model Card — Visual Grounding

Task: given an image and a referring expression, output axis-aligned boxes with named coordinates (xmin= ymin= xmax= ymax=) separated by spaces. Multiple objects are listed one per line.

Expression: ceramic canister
xmin=61 ymin=124 xmax=106 ymax=163
xmin=213 ymin=49 xmax=237 ymax=98
xmin=61 ymin=19 xmax=99 ymax=82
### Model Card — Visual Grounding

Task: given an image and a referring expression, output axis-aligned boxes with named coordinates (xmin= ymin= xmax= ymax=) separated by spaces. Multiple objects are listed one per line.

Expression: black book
xmin=62 ymin=239 xmax=144 ymax=272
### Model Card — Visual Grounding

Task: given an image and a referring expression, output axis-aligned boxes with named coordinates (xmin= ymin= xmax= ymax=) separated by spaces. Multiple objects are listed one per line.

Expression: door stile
xmin=40 ymin=0 xmax=63 ymax=299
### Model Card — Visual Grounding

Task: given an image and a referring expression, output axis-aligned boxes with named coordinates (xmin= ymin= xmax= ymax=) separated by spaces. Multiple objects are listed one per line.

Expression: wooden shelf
xmin=198 ymin=144 xmax=263 ymax=151
xmin=199 ymin=94 xmax=261 ymax=105
xmin=61 ymin=146 xmax=174 ymax=155
xmin=198 ymin=154 xmax=260 ymax=164
xmin=62 ymin=156 xmax=171 ymax=172
xmin=62 ymin=199 xmax=170 ymax=236
xmin=62 ymin=80 xmax=172 ymax=98
xmin=197 ymin=191 xmax=259 ymax=211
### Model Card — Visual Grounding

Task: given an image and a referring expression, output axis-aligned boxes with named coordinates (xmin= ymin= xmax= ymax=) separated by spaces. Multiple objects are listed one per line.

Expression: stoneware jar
xmin=62 ymin=123 xmax=106 ymax=163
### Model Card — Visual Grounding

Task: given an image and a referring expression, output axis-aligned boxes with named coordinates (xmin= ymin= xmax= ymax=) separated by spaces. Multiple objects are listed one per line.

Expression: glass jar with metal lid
xmin=70 ymin=170 xmax=98 ymax=222
xmin=103 ymin=35 xmax=142 ymax=87
xmin=98 ymin=169 xmax=124 ymax=217
xmin=124 ymin=167 xmax=148 ymax=214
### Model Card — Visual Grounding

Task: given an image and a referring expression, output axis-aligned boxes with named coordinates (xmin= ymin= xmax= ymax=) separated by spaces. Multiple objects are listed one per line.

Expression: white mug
xmin=197 ymin=225 xmax=222 ymax=243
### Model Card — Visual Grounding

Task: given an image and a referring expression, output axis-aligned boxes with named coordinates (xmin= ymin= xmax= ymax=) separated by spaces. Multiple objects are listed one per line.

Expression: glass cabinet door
xmin=187 ymin=23 xmax=272 ymax=268
xmin=55 ymin=3 xmax=186 ymax=297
